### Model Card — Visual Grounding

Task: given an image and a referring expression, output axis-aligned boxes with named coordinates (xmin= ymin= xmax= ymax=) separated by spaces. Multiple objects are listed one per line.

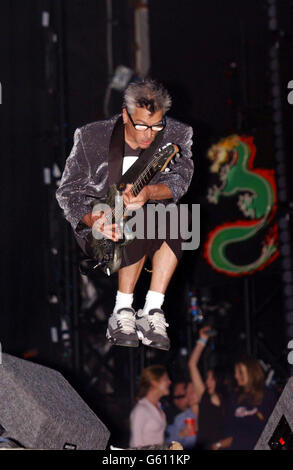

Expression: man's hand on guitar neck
xmin=122 ymin=183 xmax=173 ymax=210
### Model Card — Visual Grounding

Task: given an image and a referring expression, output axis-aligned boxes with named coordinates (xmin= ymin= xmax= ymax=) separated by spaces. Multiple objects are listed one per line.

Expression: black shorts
xmin=78 ymin=203 xmax=189 ymax=269
xmin=120 ymin=204 xmax=186 ymax=268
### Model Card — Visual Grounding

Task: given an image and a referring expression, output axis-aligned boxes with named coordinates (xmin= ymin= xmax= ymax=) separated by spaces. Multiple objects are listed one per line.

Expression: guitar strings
xmin=101 ymin=145 xmax=175 ymax=231
xmin=107 ymin=146 xmax=174 ymax=225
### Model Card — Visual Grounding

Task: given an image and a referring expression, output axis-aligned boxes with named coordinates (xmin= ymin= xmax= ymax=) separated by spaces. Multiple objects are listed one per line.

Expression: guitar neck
xmin=131 ymin=160 xmax=160 ymax=197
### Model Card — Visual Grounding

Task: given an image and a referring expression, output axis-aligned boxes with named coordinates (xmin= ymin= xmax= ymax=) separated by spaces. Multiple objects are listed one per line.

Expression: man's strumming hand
xmin=81 ymin=210 xmax=121 ymax=242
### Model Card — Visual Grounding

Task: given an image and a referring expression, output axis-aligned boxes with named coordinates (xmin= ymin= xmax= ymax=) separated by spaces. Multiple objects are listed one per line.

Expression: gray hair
xmin=123 ymin=79 xmax=172 ymax=115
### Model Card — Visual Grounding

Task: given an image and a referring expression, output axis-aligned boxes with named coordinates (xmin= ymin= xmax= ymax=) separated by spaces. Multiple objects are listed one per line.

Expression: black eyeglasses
xmin=126 ymin=109 xmax=166 ymax=132
xmin=173 ymin=395 xmax=186 ymax=400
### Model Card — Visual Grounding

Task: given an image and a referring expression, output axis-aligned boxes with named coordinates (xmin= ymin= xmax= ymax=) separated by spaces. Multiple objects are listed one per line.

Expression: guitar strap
xmin=108 ymin=116 xmax=125 ymax=186
xmin=108 ymin=115 xmax=165 ymax=190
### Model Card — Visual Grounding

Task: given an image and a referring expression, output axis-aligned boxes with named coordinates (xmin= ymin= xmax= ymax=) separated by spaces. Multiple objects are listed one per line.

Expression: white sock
xmin=113 ymin=291 xmax=134 ymax=314
xmin=142 ymin=290 xmax=165 ymax=316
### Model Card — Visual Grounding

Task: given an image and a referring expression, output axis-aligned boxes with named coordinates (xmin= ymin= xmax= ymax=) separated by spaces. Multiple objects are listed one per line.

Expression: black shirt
xmin=196 ymin=391 xmax=225 ymax=450
xmin=223 ymin=387 xmax=278 ymax=450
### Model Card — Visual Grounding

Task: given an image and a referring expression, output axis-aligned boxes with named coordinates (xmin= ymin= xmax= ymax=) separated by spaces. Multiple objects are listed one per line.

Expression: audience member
xmin=188 ymin=326 xmax=227 ymax=449
xmin=213 ymin=356 xmax=278 ymax=450
xmin=165 ymin=382 xmax=199 ymax=449
xmin=129 ymin=365 xmax=171 ymax=448
xmin=163 ymin=381 xmax=189 ymax=425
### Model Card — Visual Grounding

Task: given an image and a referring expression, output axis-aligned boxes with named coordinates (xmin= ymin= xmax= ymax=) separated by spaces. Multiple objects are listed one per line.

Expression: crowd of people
xmin=128 ymin=327 xmax=279 ymax=450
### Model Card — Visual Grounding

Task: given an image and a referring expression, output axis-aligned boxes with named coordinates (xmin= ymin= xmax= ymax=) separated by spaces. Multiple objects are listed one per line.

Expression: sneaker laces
xmin=116 ymin=309 xmax=136 ymax=334
xmin=149 ymin=311 xmax=169 ymax=335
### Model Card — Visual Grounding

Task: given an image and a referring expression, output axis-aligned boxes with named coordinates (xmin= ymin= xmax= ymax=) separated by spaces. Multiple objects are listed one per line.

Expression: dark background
xmin=0 ymin=0 xmax=292 ymax=447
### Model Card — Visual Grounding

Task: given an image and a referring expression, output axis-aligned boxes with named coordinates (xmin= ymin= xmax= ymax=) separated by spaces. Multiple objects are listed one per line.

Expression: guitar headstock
xmin=153 ymin=143 xmax=179 ymax=173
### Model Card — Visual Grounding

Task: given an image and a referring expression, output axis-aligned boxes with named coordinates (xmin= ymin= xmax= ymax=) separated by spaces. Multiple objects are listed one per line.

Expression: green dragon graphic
xmin=204 ymin=135 xmax=279 ymax=276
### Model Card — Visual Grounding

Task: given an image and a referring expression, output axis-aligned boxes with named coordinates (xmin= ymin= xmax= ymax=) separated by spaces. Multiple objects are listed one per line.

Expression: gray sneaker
xmin=136 ymin=308 xmax=170 ymax=351
xmin=106 ymin=307 xmax=139 ymax=347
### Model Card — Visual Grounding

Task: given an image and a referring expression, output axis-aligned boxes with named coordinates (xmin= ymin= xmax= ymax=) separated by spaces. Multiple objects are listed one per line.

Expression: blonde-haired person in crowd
xmin=129 ymin=365 xmax=171 ymax=448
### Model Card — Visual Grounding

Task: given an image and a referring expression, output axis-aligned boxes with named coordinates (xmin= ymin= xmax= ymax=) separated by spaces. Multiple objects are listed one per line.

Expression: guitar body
xmin=85 ymin=143 xmax=179 ymax=276
xmin=90 ymin=184 xmax=134 ymax=276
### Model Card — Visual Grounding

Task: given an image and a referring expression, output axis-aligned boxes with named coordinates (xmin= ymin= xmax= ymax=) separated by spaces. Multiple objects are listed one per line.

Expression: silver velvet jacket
xmin=56 ymin=114 xmax=194 ymax=247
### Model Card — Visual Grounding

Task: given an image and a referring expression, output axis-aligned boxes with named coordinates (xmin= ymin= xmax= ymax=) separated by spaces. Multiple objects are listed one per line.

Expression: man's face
xmin=123 ymin=106 xmax=164 ymax=149
xmin=173 ymin=383 xmax=188 ymax=411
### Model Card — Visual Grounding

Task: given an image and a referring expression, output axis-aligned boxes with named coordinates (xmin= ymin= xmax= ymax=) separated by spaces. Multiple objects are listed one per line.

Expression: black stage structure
xmin=1 ymin=0 xmax=293 ymax=447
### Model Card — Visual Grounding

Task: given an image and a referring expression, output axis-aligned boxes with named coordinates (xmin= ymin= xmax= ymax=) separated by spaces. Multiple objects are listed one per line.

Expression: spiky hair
xmin=123 ymin=79 xmax=172 ymax=115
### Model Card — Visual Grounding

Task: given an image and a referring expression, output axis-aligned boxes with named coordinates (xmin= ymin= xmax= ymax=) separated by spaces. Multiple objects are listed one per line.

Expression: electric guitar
xmin=85 ymin=142 xmax=179 ymax=276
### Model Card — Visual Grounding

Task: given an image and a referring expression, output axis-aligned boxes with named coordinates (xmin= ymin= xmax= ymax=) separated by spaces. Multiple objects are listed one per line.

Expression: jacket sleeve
xmin=56 ymin=128 xmax=96 ymax=230
xmin=152 ymin=125 xmax=194 ymax=203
